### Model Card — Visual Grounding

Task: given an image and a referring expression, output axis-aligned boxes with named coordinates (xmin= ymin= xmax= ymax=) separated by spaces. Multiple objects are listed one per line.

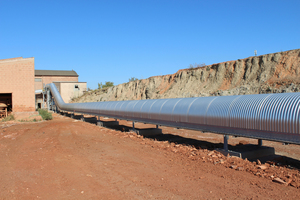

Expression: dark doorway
xmin=0 ymin=93 xmax=12 ymax=115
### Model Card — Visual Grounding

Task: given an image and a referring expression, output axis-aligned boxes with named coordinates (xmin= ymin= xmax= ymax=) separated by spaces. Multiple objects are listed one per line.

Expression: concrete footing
xmin=97 ymin=120 xmax=119 ymax=128
xmin=129 ymin=128 xmax=162 ymax=137
xmin=80 ymin=115 xmax=85 ymax=121
xmin=216 ymin=144 xmax=275 ymax=160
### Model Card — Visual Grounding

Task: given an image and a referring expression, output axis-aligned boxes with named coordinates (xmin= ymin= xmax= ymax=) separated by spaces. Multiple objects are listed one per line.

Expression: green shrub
xmin=1 ymin=114 xmax=15 ymax=122
xmin=98 ymin=81 xmax=114 ymax=89
xmin=188 ymin=63 xmax=206 ymax=70
xmin=38 ymin=109 xmax=52 ymax=120
xmin=129 ymin=77 xmax=138 ymax=82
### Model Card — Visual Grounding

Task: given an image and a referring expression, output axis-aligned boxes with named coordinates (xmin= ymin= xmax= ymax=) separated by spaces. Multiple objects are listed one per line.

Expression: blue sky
xmin=1 ymin=0 xmax=299 ymax=89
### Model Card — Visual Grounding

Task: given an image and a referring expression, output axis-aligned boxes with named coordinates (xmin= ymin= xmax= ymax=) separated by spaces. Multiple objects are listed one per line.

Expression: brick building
xmin=0 ymin=57 xmax=87 ymax=114
xmin=34 ymin=70 xmax=79 ymax=90
xmin=0 ymin=57 xmax=35 ymax=112
xmin=35 ymin=70 xmax=87 ymax=107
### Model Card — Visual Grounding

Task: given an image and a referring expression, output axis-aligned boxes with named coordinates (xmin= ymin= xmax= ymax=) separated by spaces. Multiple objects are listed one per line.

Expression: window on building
xmin=35 ymin=78 xmax=42 ymax=82
xmin=74 ymin=85 xmax=79 ymax=90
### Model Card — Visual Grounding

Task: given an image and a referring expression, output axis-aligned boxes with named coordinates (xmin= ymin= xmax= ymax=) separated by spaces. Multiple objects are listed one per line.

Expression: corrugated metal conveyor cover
xmin=124 ymin=100 xmax=139 ymax=118
xmin=187 ymin=96 xmax=217 ymax=124
xmin=206 ymin=95 xmax=240 ymax=127
xmin=46 ymin=83 xmax=300 ymax=144
xmin=173 ymin=98 xmax=197 ymax=123
xmin=229 ymin=94 xmax=270 ymax=130
xmin=160 ymin=99 xmax=182 ymax=122
xmin=149 ymin=99 xmax=168 ymax=120
xmin=132 ymin=100 xmax=148 ymax=119
xmin=260 ymin=93 xmax=300 ymax=134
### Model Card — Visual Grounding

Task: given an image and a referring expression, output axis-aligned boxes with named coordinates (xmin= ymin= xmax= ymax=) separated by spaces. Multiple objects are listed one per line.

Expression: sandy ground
xmin=1 ymin=113 xmax=300 ymax=199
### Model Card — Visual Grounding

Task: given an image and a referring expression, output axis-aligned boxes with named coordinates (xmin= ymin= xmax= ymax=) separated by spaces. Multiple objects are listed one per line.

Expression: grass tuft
xmin=1 ymin=114 xmax=15 ymax=122
xmin=38 ymin=109 xmax=53 ymax=120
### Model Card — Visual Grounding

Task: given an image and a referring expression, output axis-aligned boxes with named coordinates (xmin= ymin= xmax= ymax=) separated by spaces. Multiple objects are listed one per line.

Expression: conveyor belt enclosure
xmin=46 ymin=83 xmax=300 ymax=144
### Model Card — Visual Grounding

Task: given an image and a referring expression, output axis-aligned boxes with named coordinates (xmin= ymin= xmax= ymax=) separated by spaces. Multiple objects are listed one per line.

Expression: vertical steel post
xmin=258 ymin=139 xmax=262 ymax=146
xmin=42 ymin=92 xmax=44 ymax=108
xmin=46 ymin=89 xmax=50 ymax=111
xmin=132 ymin=122 xmax=135 ymax=130
xmin=224 ymin=135 xmax=229 ymax=151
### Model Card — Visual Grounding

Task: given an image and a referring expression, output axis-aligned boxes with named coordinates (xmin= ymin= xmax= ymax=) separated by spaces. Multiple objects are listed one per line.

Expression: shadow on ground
xmin=62 ymin=113 xmax=300 ymax=170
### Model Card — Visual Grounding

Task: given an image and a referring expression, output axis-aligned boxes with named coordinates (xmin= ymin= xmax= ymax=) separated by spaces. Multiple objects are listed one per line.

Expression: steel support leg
xmin=156 ymin=125 xmax=159 ymax=129
xmin=258 ymin=139 xmax=262 ymax=146
xmin=132 ymin=122 xmax=135 ymax=131
xmin=224 ymin=135 xmax=229 ymax=151
xmin=46 ymin=90 xmax=50 ymax=111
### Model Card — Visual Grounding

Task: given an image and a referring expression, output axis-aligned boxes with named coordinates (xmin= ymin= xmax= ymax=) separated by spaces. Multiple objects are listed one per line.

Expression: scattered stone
xmin=190 ymin=152 xmax=196 ymax=156
xmin=258 ymin=165 xmax=268 ymax=170
xmin=290 ymin=181 xmax=300 ymax=188
xmin=237 ymin=167 xmax=244 ymax=171
xmin=230 ymin=165 xmax=237 ymax=169
xmin=238 ymin=140 xmax=249 ymax=145
xmin=257 ymin=159 xmax=262 ymax=165
xmin=208 ymin=151 xmax=214 ymax=156
xmin=273 ymin=177 xmax=287 ymax=185
xmin=286 ymin=179 xmax=293 ymax=185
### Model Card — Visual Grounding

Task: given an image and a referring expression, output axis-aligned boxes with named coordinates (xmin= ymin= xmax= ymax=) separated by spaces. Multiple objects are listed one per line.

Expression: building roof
xmin=35 ymin=70 xmax=78 ymax=77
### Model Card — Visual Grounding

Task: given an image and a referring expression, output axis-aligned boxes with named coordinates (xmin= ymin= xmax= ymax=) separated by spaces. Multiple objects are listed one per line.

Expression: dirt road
xmin=1 ymin=114 xmax=299 ymax=199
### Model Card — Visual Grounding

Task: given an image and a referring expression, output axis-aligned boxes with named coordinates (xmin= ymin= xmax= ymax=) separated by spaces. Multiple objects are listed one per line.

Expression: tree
xmin=98 ymin=81 xmax=114 ymax=89
xmin=98 ymin=82 xmax=103 ymax=89
xmin=129 ymin=77 xmax=138 ymax=82
xmin=103 ymin=81 xmax=114 ymax=88
xmin=188 ymin=62 xmax=206 ymax=69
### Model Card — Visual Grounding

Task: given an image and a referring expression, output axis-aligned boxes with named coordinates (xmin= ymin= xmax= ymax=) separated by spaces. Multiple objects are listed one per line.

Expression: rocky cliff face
xmin=73 ymin=49 xmax=300 ymax=103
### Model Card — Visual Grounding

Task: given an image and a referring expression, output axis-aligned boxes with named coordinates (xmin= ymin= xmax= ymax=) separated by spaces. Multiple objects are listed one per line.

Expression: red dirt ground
xmin=1 ymin=113 xmax=300 ymax=199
